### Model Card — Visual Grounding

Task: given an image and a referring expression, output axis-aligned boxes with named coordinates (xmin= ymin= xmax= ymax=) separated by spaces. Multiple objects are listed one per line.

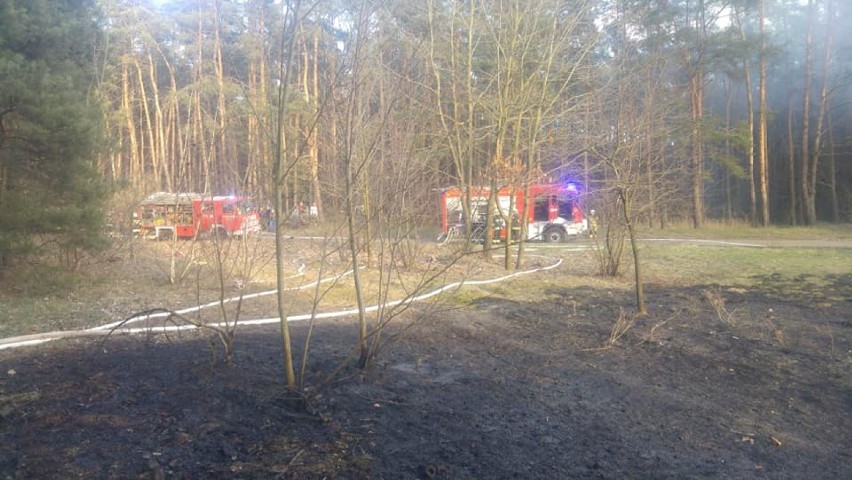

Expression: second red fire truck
xmin=439 ymin=183 xmax=588 ymax=243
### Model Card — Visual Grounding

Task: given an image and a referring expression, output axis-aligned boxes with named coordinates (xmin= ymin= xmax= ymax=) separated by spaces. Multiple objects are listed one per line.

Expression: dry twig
xmin=703 ymin=287 xmax=737 ymax=328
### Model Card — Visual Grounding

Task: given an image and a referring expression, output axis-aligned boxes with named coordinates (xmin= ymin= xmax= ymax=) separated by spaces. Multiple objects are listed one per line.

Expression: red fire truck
xmin=134 ymin=192 xmax=261 ymax=240
xmin=439 ymin=183 xmax=588 ymax=243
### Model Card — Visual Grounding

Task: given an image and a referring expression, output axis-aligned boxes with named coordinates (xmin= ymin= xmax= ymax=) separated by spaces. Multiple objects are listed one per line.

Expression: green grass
xmin=648 ymin=220 xmax=852 ymax=240
xmin=642 ymin=243 xmax=852 ymax=303
xmin=2 ymin=231 xmax=850 ymax=340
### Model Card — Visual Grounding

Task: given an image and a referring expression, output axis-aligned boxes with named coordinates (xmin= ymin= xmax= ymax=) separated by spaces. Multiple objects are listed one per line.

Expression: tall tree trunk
xmin=134 ymin=54 xmax=157 ymax=191
xmin=256 ymin=2 xmax=270 ymax=201
xmin=214 ymin=0 xmax=229 ymax=192
xmin=786 ymin=90 xmax=797 ymax=225
xmin=691 ymin=73 xmax=704 ymax=228
xmin=273 ymin=0 xmax=302 ymax=389
xmin=758 ymin=0 xmax=770 ymax=226
xmin=194 ymin=4 xmax=209 ymax=193
xmin=826 ymin=109 xmax=839 ymax=222
xmin=164 ymin=63 xmax=180 ymax=192
xmin=809 ymin=0 xmax=833 ymax=224
xmin=645 ymin=52 xmax=658 ymax=228
xmin=122 ymin=62 xmax=141 ymax=190
xmin=484 ymin=176 xmax=497 ymax=261
xmin=428 ymin=0 xmax=477 ymax=238
xmin=620 ymin=189 xmax=645 ymax=315
xmin=504 ymin=189 xmax=515 ymax=271
xmin=246 ymin=58 xmax=259 ymax=194
xmin=735 ymin=7 xmax=757 ymax=225
xmin=464 ymin=0 xmax=476 ymax=220
xmin=800 ymin=0 xmax=815 ymax=225
xmin=342 ymin=75 xmax=368 ymax=366
xmin=147 ymin=52 xmax=169 ymax=191
xmin=745 ymin=49 xmax=757 ymax=226
xmin=309 ymin=29 xmax=324 ymax=222
xmin=724 ymin=78 xmax=733 ymax=221
xmin=688 ymin=0 xmax=707 ymax=229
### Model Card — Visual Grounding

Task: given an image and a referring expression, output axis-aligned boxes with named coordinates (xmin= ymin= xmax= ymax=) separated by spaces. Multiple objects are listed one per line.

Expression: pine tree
xmin=0 ymin=0 xmax=107 ymax=269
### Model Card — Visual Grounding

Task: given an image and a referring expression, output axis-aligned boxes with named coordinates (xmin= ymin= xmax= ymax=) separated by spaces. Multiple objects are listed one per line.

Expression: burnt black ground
xmin=2 ymin=273 xmax=850 ymax=479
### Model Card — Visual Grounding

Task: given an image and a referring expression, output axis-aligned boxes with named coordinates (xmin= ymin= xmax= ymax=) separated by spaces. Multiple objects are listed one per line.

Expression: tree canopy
xmin=2 ymin=0 xmax=851 ymax=271
xmin=91 ymin=0 xmax=850 ymax=225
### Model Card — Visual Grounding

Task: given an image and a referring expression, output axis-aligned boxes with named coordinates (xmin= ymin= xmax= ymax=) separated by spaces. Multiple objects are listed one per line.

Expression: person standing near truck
xmin=588 ymin=209 xmax=598 ymax=238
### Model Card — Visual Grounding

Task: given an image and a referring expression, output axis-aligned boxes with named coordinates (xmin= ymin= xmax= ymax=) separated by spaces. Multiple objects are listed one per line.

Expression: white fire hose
xmin=0 ymin=256 xmax=562 ymax=351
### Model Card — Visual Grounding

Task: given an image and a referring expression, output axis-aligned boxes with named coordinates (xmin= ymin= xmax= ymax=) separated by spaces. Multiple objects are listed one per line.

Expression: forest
xmin=2 ymin=2 xmax=852 ymax=477
xmin=0 ymin=0 xmax=850 ymax=264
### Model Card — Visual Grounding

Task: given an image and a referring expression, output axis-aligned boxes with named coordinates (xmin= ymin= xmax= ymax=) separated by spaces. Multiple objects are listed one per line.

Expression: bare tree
xmin=586 ymin=0 xmax=688 ymax=313
xmin=809 ymin=0 xmax=835 ymax=224
xmin=272 ymin=0 xmax=304 ymax=389
xmin=428 ymin=0 xmax=482 ymax=243
xmin=733 ymin=4 xmax=758 ymax=225
xmin=757 ymin=0 xmax=770 ymax=225
xmin=800 ymin=0 xmax=815 ymax=225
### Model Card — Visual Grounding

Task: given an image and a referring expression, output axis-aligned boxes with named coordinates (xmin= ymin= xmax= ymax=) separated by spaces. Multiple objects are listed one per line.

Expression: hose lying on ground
xmin=0 ymin=256 xmax=562 ymax=351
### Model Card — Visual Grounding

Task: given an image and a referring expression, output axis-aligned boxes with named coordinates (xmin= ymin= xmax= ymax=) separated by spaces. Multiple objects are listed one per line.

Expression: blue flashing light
xmin=565 ymin=182 xmax=577 ymax=191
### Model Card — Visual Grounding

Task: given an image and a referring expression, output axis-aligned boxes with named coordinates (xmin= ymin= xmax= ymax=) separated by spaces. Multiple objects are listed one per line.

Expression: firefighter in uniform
xmin=588 ymin=209 xmax=598 ymax=239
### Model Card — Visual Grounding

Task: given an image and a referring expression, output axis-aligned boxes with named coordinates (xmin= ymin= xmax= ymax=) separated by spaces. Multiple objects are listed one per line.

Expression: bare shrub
xmin=593 ymin=198 xmax=627 ymax=277
xmin=103 ymin=308 xmax=239 ymax=364
xmin=702 ymin=286 xmax=737 ymax=328
xmin=644 ymin=312 xmax=679 ymax=344
xmin=763 ymin=314 xmax=786 ymax=348
xmin=608 ymin=308 xmax=636 ymax=347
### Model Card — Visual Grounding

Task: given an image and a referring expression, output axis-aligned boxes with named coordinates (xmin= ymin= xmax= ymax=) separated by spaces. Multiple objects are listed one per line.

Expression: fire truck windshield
xmin=221 ymin=199 xmax=254 ymax=215
xmin=557 ymin=194 xmax=574 ymax=220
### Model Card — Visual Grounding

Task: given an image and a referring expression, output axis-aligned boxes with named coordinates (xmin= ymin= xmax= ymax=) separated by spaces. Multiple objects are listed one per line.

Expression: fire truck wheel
xmin=543 ymin=227 xmax=566 ymax=243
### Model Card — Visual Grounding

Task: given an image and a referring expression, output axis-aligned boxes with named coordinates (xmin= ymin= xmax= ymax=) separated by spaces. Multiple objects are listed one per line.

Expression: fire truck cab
xmin=193 ymin=196 xmax=261 ymax=238
xmin=440 ymin=183 xmax=588 ymax=243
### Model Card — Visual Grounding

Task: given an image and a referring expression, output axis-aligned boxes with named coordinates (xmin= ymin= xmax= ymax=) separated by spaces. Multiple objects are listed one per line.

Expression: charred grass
xmin=1 ymin=231 xmax=851 ymax=479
